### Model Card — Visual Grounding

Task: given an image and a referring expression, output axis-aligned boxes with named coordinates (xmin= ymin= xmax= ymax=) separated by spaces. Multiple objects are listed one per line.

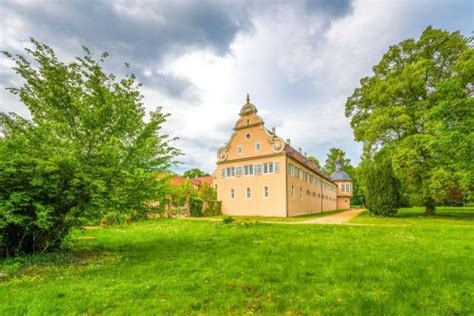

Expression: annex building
xmin=214 ymin=95 xmax=353 ymax=217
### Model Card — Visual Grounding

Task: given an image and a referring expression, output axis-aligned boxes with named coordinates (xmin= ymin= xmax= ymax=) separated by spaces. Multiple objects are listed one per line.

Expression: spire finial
xmin=246 ymin=93 xmax=250 ymax=104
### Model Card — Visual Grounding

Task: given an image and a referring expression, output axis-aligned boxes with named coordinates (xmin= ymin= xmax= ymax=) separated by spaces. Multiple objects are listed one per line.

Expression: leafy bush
xmin=0 ymin=39 xmax=179 ymax=257
xmin=189 ymin=197 xmax=204 ymax=217
xmin=365 ymin=157 xmax=400 ymax=217
xmin=223 ymin=216 xmax=234 ymax=224
xmin=203 ymin=201 xmax=222 ymax=216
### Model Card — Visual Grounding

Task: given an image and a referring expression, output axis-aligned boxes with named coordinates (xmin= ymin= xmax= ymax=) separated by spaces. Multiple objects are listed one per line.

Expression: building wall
xmin=215 ymin=155 xmax=287 ymax=216
xmin=335 ymin=180 xmax=353 ymax=209
xmin=286 ymin=157 xmax=337 ymax=216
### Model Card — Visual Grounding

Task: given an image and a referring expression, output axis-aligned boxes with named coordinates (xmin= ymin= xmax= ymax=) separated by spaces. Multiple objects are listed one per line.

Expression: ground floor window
xmin=230 ymin=188 xmax=235 ymax=199
xmin=263 ymin=186 xmax=270 ymax=198
xmin=246 ymin=187 xmax=252 ymax=199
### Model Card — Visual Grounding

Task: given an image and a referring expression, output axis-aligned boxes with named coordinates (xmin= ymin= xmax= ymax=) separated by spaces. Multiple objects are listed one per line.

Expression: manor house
xmin=214 ymin=95 xmax=352 ymax=217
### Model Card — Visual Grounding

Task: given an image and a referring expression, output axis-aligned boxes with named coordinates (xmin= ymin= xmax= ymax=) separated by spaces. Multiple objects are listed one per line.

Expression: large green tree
xmin=346 ymin=27 xmax=473 ymax=215
xmin=183 ymin=168 xmax=209 ymax=178
xmin=0 ymin=39 xmax=180 ymax=257
xmin=323 ymin=148 xmax=351 ymax=175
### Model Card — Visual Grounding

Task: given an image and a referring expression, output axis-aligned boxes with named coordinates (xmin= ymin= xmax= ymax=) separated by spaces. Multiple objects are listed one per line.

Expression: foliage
xmin=183 ymin=168 xmax=210 ymax=178
xmin=323 ymin=148 xmax=351 ymax=175
xmin=307 ymin=156 xmax=320 ymax=168
xmin=1 ymin=207 xmax=473 ymax=314
xmin=222 ymin=216 xmax=235 ymax=224
xmin=364 ymin=155 xmax=400 ymax=216
xmin=0 ymin=39 xmax=179 ymax=257
xmin=345 ymin=27 xmax=473 ymax=214
xmin=189 ymin=197 xmax=204 ymax=217
xmin=204 ymin=200 xmax=222 ymax=216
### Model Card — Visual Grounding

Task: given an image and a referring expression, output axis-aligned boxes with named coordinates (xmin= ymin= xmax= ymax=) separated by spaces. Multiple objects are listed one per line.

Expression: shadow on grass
xmin=394 ymin=207 xmax=474 ymax=221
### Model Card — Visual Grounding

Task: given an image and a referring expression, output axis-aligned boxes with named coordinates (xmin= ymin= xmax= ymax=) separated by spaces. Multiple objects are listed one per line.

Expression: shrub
xmin=365 ymin=158 xmax=400 ymax=217
xmin=0 ymin=39 xmax=179 ymax=257
xmin=203 ymin=200 xmax=222 ymax=216
xmin=189 ymin=197 xmax=204 ymax=217
xmin=223 ymin=216 xmax=234 ymax=224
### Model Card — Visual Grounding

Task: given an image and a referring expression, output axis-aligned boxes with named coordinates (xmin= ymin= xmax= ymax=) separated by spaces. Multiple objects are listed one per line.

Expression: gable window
xmin=236 ymin=145 xmax=243 ymax=154
xmin=246 ymin=187 xmax=252 ymax=199
xmin=263 ymin=186 xmax=270 ymax=198
xmin=230 ymin=188 xmax=235 ymax=199
xmin=255 ymin=142 xmax=262 ymax=152
xmin=246 ymin=133 xmax=252 ymax=139
xmin=246 ymin=119 xmax=250 ymax=126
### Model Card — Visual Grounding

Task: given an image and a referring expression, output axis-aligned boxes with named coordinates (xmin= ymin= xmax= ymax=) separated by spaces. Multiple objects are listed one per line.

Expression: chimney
xmin=286 ymin=138 xmax=291 ymax=145
xmin=298 ymin=147 xmax=302 ymax=153
xmin=271 ymin=127 xmax=275 ymax=135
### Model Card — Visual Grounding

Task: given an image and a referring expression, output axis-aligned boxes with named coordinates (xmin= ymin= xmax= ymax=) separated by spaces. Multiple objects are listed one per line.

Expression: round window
xmin=246 ymin=133 xmax=251 ymax=139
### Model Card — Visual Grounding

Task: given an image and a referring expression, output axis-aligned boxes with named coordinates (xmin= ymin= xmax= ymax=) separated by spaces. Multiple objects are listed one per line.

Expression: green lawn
xmin=1 ymin=207 xmax=473 ymax=314
xmin=207 ymin=208 xmax=348 ymax=222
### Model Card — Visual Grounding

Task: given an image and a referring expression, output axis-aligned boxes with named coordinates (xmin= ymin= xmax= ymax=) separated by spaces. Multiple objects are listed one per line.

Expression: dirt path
xmin=263 ymin=209 xmax=366 ymax=225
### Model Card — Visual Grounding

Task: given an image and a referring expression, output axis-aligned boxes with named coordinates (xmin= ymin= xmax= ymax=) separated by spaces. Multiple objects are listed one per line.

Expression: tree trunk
xmin=424 ymin=197 xmax=436 ymax=216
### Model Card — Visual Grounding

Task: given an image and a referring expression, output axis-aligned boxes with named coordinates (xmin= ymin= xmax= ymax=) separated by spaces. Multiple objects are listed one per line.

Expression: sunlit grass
xmin=1 ymin=207 xmax=473 ymax=314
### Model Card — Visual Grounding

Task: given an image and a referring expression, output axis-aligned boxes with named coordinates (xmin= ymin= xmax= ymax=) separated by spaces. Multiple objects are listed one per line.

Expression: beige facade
xmin=214 ymin=96 xmax=352 ymax=217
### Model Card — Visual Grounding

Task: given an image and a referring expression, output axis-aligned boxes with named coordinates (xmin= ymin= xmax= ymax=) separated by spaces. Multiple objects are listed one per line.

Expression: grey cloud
xmin=1 ymin=0 xmax=254 ymax=99
xmin=304 ymin=0 xmax=353 ymax=17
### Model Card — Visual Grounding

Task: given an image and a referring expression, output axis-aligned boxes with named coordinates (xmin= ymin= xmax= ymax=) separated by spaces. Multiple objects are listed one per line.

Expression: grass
xmin=206 ymin=208 xmax=348 ymax=222
xmin=1 ymin=207 xmax=473 ymax=314
xmin=350 ymin=207 xmax=474 ymax=226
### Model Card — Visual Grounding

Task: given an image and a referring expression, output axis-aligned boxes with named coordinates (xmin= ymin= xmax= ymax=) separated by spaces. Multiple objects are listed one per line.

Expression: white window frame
xmin=236 ymin=166 xmax=243 ymax=177
xmin=263 ymin=186 xmax=270 ymax=198
xmin=254 ymin=164 xmax=262 ymax=175
xmin=274 ymin=162 xmax=280 ymax=173
xmin=255 ymin=142 xmax=262 ymax=152
xmin=236 ymin=145 xmax=243 ymax=155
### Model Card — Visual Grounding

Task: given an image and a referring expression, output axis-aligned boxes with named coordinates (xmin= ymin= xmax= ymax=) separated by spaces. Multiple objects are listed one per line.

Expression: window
xmin=230 ymin=188 xmax=235 ymax=199
xmin=246 ymin=187 xmax=251 ymax=199
xmin=274 ymin=162 xmax=280 ymax=173
xmin=341 ymin=184 xmax=345 ymax=192
xmin=236 ymin=166 xmax=243 ymax=177
xmin=246 ymin=133 xmax=251 ymax=139
xmin=244 ymin=164 xmax=253 ymax=176
xmin=221 ymin=169 xmax=226 ymax=179
xmin=226 ymin=167 xmax=235 ymax=177
xmin=263 ymin=162 xmax=268 ymax=174
xmin=255 ymin=142 xmax=261 ymax=152
xmin=263 ymin=186 xmax=269 ymax=198
xmin=254 ymin=164 xmax=262 ymax=175
xmin=299 ymin=169 xmax=304 ymax=179
xmin=300 ymin=187 xmax=303 ymax=200
xmin=306 ymin=190 xmax=310 ymax=196
xmin=291 ymin=185 xmax=295 ymax=199
xmin=246 ymin=119 xmax=250 ymax=126
xmin=236 ymin=145 xmax=243 ymax=154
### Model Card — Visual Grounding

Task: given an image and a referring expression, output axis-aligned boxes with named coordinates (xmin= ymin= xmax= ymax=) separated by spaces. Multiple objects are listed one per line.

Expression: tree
xmin=323 ymin=148 xmax=351 ymax=175
xmin=364 ymin=155 xmax=400 ymax=216
xmin=0 ymin=39 xmax=179 ymax=257
xmin=345 ymin=27 xmax=473 ymax=215
xmin=307 ymin=156 xmax=320 ymax=168
xmin=183 ymin=168 xmax=209 ymax=178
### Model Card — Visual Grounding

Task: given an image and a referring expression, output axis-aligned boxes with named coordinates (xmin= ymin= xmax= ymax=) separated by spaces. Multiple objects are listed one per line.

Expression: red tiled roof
xmin=193 ymin=176 xmax=213 ymax=185
xmin=283 ymin=144 xmax=334 ymax=183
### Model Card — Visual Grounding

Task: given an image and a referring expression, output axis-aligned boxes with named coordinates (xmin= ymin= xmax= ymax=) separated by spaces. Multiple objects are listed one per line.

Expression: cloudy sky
xmin=1 ymin=0 xmax=472 ymax=173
